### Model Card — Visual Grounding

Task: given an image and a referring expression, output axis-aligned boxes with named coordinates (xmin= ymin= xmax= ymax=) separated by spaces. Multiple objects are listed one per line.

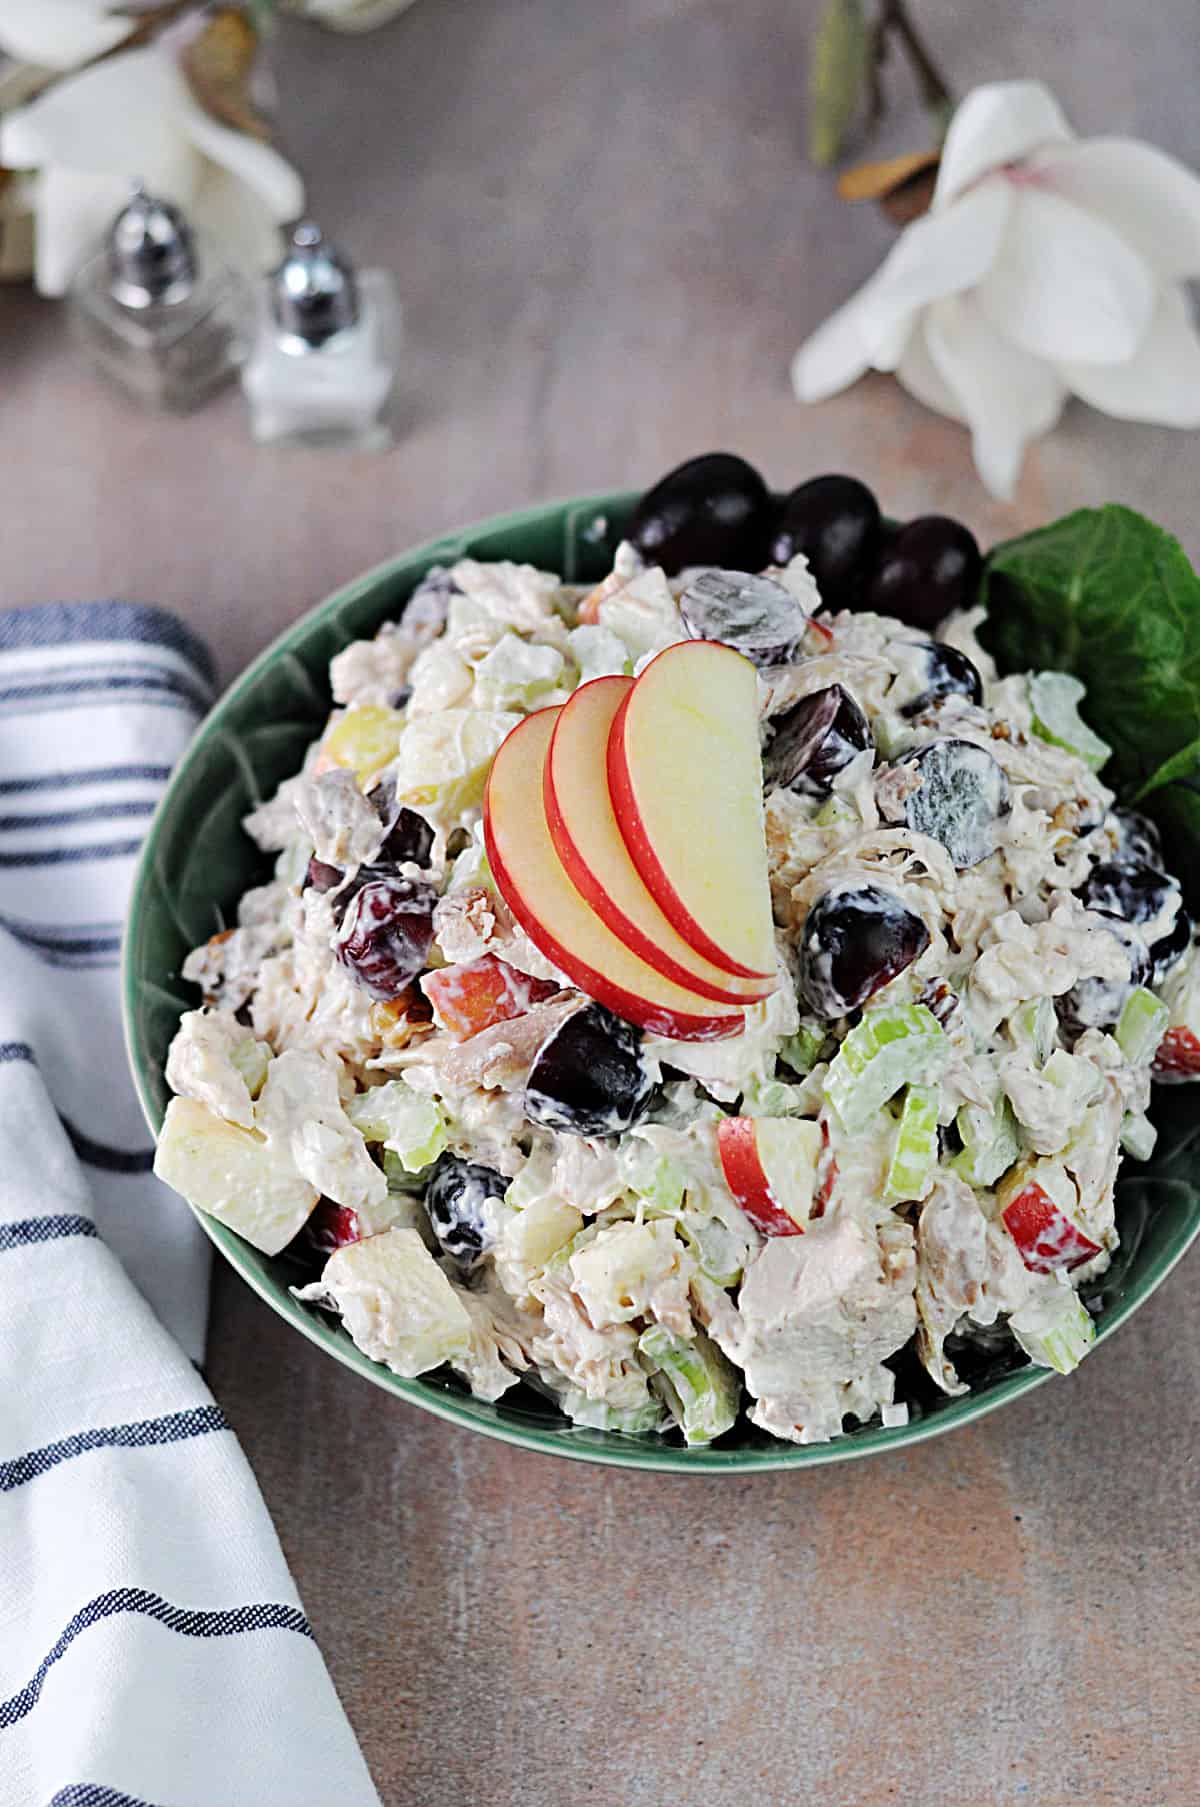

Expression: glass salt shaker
xmin=240 ymin=222 xmax=399 ymax=450
xmin=67 ymin=187 xmax=248 ymax=411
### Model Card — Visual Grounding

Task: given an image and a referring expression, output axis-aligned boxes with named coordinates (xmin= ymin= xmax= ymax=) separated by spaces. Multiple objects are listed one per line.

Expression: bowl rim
xmin=122 ymin=490 xmax=1200 ymax=1473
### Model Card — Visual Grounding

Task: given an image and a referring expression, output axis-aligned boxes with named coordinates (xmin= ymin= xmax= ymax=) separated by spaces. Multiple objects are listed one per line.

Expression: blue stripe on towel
xmin=60 ymin=1121 xmax=155 ymax=1176
xmin=0 ymin=1217 xmax=97 ymax=1252
xmin=0 ymin=765 xmax=172 ymax=797
xmin=0 ymin=673 xmax=211 ymax=713
xmin=1 ymin=1406 xmax=230 ymax=1494
xmin=49 ymin=1787 xmax=164 ymax=1807
xmin=0 ymin=801 xmax=156 ymax=833
xmin=0 ymin=602 xmax=216 ymax=689
xmin=0 ymin=1042 xmax=35 ymax=1064
xmin=0 ymin=840 xmax=144 ymax=869
xmin=0 ymin=1591 xmax=313 ymax=1728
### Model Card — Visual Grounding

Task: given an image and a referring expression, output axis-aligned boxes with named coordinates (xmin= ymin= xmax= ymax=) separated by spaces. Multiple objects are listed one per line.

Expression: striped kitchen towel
xmin=0 ymin=605 xmax=381 ymax=1807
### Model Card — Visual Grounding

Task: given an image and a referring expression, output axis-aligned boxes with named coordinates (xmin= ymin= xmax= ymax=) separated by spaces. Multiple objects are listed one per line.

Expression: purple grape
xmin=898 ymin=642 xmax=984 ymax=718
xmin=798 ymin=885 xmax=930 ymax=1018
xmin=890 ymin=738 xmax=1010 ymax=869
xmin=1077 ymin=859 xmax=1179 ymax=930
xmin=1112 ymin=809 xmax=1162 ymax=867
xmin=769 ymin=475 xmax=881 ymax=607
xmin=1057 ymin=919 xmax=1153 ymax=1038
xmin=678 ymin=569 xmax=809 ymax=667
xmin=866 ymin=516 xmax=982 ymax=629
xmin=306 ymin=857 xmax=342 ymax=893
xmin=523 ymin=1002 xmax=655 ymax=1136
xmin=367 ymin=777 xmax=435 ymax=868
xmin=765 ymin=684 xmax=871 ymax=794
xmin=1150 ymin=904 xmax=1193 ymax=984
xmin=405 ymin=563 xmax=459 ymax=637
xmin=424 ymin=1154 xmax=504 ymax=1269
xmin=334 ymin=875 xmax=436 ymax=999
xmin=628 ymin=453 xmax=772 ymax=576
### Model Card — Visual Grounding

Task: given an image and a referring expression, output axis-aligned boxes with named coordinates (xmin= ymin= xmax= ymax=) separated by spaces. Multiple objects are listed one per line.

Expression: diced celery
xmin=1009 ymin=1287 xmax=1096 ymax=1374
xmin=676 ymin=1211 xmax=747 ymax=1287
xmin=953 ymin=1089 xmax=1020 ymax=1188
xmin=740 ymin=1070 xmax=809 ymax=1117
xmin=229 ymin=1036 xmax=271 ymax=1100
xmin=1120 ymin=1111 xmax=1158 ymax=1161
xmin=559 ymin=1386 xmax=669 ymax=1436
xmin=618 ymin=1139 xmax=687 ymax=1213
xmin=323 ymin=704 xmax=407 ymax=785
xmin=779 ymin=1021 xmax=828 ymax=1077
xmin=1028 ymin=672 xmax=1111 ymax=773
xmin=503 ymin=1142 xmax=558 ymax=1212
xmin=347 ymin=1083 xmax=447 ymax=1172
xmin=1008 ymin=997 xmax=1057 ymax=1067
xmin=1115 ymin=986 xmax=1169 ymax=1066
xmin=824 ymin=1004 xmax=949 ymax=1135
xmin=638 ymin=1324 xmax=739 ymax=1446
xmin=1042 ymin=1047 xmax=1105 ymax=1115
xmin=815 ymin=794 xmax=857 ymax=827
xmin=473 ymin=633 xmax=565 ymax=710
xmin=884 ymin=1084 xmax=939 ymax=1202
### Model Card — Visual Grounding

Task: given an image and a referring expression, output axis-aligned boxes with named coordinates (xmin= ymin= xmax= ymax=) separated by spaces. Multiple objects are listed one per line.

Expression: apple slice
xmin=998 ymin=1162 xmax=1102 ymax=1274
xmin=483 ymin=709 xmax=745 ymax=1042
xmin=422 ymin=954 xmax=560 ymax=1040
xmin=717 ymin=1116 xmax=822 ymax=1237
xmin=545 ymin=677 xmax=775 ymax=1007
xmin=608 ymin=640 xmax=775 ymax=979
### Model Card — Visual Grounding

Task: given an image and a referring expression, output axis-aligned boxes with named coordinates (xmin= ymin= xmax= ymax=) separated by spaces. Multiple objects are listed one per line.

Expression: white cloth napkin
xmin=0 ymin=604 xmax=381 ymax=1807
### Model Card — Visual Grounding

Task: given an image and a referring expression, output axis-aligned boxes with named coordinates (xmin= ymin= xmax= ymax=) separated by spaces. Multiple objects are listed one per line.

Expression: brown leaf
xmin=181 ymin=7 xmax=269 ymax=142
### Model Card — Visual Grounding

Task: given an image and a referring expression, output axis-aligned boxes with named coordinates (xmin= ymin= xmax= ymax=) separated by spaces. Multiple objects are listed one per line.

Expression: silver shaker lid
xmin=107 ymin=186 xmax=198 ymax=308
xmin=269 ymin=221 xmax=360 ymax=349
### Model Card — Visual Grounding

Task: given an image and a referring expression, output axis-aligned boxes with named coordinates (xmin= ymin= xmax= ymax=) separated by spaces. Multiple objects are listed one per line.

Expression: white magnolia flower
xmin=288 ymin=0 xmax=420 ymax=30
xmin=0 ymin=42 xmax=304 ymax=296
xmin=0 ymin=0 xmax=134 ymax=71
xmin=792 ymin=81 xmax=1200 ymax=499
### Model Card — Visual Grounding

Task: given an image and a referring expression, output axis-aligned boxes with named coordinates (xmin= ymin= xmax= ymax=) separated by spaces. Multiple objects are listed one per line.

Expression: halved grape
xmin=889 ymin=738 xmax=1011 ymax=869
xmin=367 ymin=777 xmax=436 ymax=868
xmin=424 ymin=1153 xmax=505 ymax=1269
xmin=898 ymin=643 xmax=984 ymax=718
xmin=1077 ymin=858 xmax=1179 ymax=929
xmin=523 ymin=1002 xmax=655 ymax=1137
xmin=769 ymin=474 xmax=881 ymax=607
xmin=798 ymin=884 xmax=930 ymax=1018
xmin=334 ymin=876 xmax=437 ymax=999
xmin=765 ymin=684 xmax=871 ymax=794
xmin=679 ymin=569 xmax=809 ymax=667
xmin=627 ymin=453 xmax=772 ymax=575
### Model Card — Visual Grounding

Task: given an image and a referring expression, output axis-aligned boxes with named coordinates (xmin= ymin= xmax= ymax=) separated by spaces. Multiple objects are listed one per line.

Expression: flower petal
xmin=925 ymin=294 xmax=1066 ymax=500
xmin=0 ymin=48 xmax=195 ymax=193
xmin=855 ymin=178 xmax=1011 ymax=364
xmin=791 ymin=279 xmax=883 ymax=401
xmin=1059 ymin=286 xmax=1200 ymax=426
xmin=183 ymin=102 xmax=305 ymax=226
xmin=933 ymin=81 xmax=1073 ymax=211
xmin=0 ymin=0 xmax=133 ymax=72
xmin=27 ymin=165 xmax=129 ymax=295
xmin=976 ymin=186 xmax=1156 ymax=365
xmin=895 ymin=318 xmax=965 ymax=422
xmin=1031 ymin=137 xmax=1200 ymax=282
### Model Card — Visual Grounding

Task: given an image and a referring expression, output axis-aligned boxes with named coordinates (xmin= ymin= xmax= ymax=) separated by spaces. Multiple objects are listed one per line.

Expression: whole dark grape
xmin=523 ymin=1002 xmax=655 ymax=1136
xmin=678 ymin=569 xmax=809 ymax=667
xmin=866 ymin=516 xmax=982 ymax=629
xmin=898 ymin=642 xmax=984 ymax=718
xmin=765 ymin=684 xmax=872 ymax=795
xmin=1112 ymin=808 xmax=1162 ymax=868
xmin=891 ymin=738 xmax=1010 ymax=869
xmin=770 ymin=474 xmax=881 ymax=608
xmin=1057 ymin=920 xmax=1153 ymax=1038
xmin=334 ymin=875 xmax=436 ymax=999
xmin=627 ymin=452 xmax=772 ymax=576
xmin=798 ymin=885 xmax=930 ymax=1018
xmin=424 ymin=1154 xmax=505 ymax=1269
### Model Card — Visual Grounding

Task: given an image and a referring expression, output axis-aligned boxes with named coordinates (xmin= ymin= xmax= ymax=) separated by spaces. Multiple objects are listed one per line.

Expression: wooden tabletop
xmin=7 ymin=3 xmax=1200 ymax=1801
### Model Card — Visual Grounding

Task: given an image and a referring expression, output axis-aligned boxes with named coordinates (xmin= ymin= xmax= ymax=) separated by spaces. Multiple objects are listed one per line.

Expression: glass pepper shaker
xmin=66 ymin=187 xmax=249 ymax=411
xmin=240 ymin=222 xmax=399 ymax=450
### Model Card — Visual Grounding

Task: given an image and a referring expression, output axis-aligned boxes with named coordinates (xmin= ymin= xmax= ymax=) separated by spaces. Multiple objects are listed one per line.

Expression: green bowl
xmin=123 ymin=491 xmax=1200 ymax=1472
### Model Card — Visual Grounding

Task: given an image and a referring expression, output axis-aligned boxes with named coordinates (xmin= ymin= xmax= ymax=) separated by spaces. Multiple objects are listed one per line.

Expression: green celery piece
xmin=953 ymin=1088 xmax=1020 ymax=1188
xmin=1009 ymin=997 xmax=1057 ymax=1067
xmin=1116 ymin=987 xmax=1169 ymax=1066
xmin=638 ymin=1324 xmax=739 ymax=1446
xmin=1009 ymin=1288 xmax=1096 ymax=1375
xmin=677 ymin=1212 xmax=746 ymax=1288
xmin=779 ymin=1021 xmax=827 ymax=1077
xmin=620 ymin=1139 xmax=687 ymax=1214
xmin=741 ymin=1071 xmax=808 ymax=1118
xmin=825 ymin=1003 xmax=949 ymax=1135
xmin=559 ymin=1386 xmax=668 ymax=1436
xmin=1028 ymin=671 xmax=1112 ymax=772
xmin=815 ymin=794 xmax=857 ymax=827
xmin=1120 ymin=1111 xmax=1158 ymax=1161
xmin=229 ymin=1036 xmax=270 ymax=1100
xmin=347 ymin=1083 xmax=447 ymax=1172
xmin=884 ymin=1084 xmax=939 ymax=1203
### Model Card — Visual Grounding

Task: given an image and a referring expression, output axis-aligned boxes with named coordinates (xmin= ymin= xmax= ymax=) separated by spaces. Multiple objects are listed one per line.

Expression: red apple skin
xmin=482 ymin=716 xmax=746 ymax=1044
xmin=717 ymin=1117 xmax=804 ymax=1238
xmin=423 ymin=955 xmax=559 ymax=1040
xmin=606 ymin=663 xmax=774 ymax=983
xmin=1002 ymin=1184 xmax=1102 ymax=1274
xmin=1154 ymin=1026 xmax=1200 ymax=1080
xmin=544 ymin=679 xmax=773 ymax=1007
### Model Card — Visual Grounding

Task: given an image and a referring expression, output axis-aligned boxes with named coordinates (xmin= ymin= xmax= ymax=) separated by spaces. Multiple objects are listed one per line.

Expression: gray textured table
xmin=6 ymin=3 xmax=1200 ymax=1802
